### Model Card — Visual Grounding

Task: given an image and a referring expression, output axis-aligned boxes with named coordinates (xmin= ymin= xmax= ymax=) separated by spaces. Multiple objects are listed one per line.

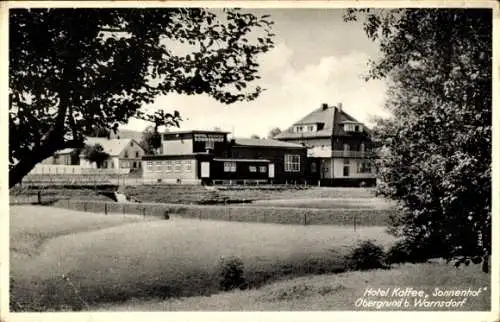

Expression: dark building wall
xmin=210 ymin=161 xmax=269 ymax=180
xmin=229 ymin=145 xmax=307 ymax=183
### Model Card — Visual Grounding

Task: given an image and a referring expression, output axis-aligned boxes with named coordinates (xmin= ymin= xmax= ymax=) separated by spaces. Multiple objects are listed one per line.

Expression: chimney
xmin=321 ymin=103 xmax=329 ymax=110
xmin=337 ymin=102 xmax=343 ymax=111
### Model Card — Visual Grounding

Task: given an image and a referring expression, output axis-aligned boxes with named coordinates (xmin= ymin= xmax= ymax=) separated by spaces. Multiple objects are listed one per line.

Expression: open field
xmin=252 ymin=197 xmax=394 ymax=210
xmin=52 ymin=199 xmax=395 ymax=226
xmin=11 ymin=185 xmax=383 ymax=206
xmin=10 ymin=206 xmax=154 ymax=261
xmin=124 ymin=185 xmax=379 ymax=205
xmin=96 ymin=260 xmax=491 ymax=311
xmin=10 ymin=206 xmax=394 ymax=311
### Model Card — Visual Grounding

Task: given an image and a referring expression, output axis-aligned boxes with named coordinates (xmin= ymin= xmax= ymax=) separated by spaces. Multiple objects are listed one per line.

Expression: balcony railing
xmin=332 ymin=150 xmax=369 ymax=158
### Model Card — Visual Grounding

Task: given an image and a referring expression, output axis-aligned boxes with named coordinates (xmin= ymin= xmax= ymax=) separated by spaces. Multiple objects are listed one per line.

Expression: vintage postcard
xmin=1 ymin=1 xmax=498 ymax=322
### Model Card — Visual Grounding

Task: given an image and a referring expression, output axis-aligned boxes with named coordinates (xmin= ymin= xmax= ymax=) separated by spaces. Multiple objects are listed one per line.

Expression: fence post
xmin=37 ymin=190 xmax=41 ymax=204
xmin=303 ymin=213 xmax=307 ymax=226
xmin=104 ymin=203 xmax=108 ymax=215
xmin=83 ymin=202 xmax=87 ymax=212
xmin=122 ymin=204 xmax=125 ymax=217
xmin=353 ymin=213 xmax=357 ymax=232
xmin=143 ymin=207 xmax=146 ymax=218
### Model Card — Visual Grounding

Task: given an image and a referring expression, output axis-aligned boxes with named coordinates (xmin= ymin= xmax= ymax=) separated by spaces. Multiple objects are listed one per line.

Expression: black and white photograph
xmin=2 ymin=0 xmax=498 ymax=319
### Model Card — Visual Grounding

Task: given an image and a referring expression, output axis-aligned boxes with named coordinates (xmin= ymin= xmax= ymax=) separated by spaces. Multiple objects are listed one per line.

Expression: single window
xmin=343 ymin=144 xmax=350 ymax=151
xmin=206 ymin=140 xmax=215 ymax=150
xmin=174 ymin=161 xmax=182 ymax=172
xmin=259 ymin=166 xmax=267 ymax=173
xmin=224 ymin=162 xmax=237 ymax=172
xmin=130 ymin=142 xmax=134 ymax=147
xmin=124 ymin=151 xmax=129 ymax=158
xmin=311 ymin=162 xmax=317 ymax=173
xmin=133 ymin=161 xmax=137 ymax=168
xmin=249 ymin=166 xmax=257 ymax=173
xmin=343 ymin=159 xmax=349 ymax=165
xmin=284 ymin=154 xmax=301 ymax=172
xmin=358 ymin=161 xmax=372 ymax=173
xmin=135 ymin=151 xmax=140 ymax=158
xmin=360 ymin=143 xmax=365 ymax=152
xmin=343 ymin=165 xmax=350 ymax=177
xmin=354 ymin=125 xmax=359 ymax=132
xmin=185 ymin=160 xmax=192 ymax=172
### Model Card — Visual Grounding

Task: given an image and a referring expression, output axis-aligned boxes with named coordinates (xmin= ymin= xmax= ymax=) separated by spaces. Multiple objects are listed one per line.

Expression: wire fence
xmin=47 ymin=199 xmax=392 ymax=228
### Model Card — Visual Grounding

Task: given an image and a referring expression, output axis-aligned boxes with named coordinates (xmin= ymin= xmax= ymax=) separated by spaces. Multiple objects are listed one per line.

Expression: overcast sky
xmin=123 ymin=8 xmax=390 ymax=138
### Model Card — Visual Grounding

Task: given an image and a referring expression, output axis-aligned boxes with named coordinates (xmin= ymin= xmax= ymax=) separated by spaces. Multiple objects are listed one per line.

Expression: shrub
xmin=217 ymin=256 xmax=246 ymax=291
xmin=345 ymin=240 xmax=387 ymax=271
xmin=386 ymin=239 xmax=445 ymax=264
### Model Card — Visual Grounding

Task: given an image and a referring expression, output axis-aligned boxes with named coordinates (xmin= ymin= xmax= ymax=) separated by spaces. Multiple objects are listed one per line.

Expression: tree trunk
xmin=9 ymin=146 xmax=56 ymax=188
xmin=482 ymin=254 xmax=489 ymax=273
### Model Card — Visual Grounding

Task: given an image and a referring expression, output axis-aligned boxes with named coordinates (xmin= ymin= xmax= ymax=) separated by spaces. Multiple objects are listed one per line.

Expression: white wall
xmin=161 ymin=139 xmax=193 ymax=155
xmin=143 ymin=159 xmax=197 ymax=181
xmin=333 ymin=158 xmax=375 ymax=178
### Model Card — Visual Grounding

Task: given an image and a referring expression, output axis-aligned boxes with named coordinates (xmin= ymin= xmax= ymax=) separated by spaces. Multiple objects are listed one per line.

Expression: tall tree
xmin=81 ymin=144 xmax=109 ymax=168
xmin=140 ymin=126 xmax=162 ymax=155
xmin=345 ymin=9 xmax=492 ymax=271
xmin=9 ymin=8 xmax=275 ymax=187
xmin=267 ymin=127 xmax=281 ymax=138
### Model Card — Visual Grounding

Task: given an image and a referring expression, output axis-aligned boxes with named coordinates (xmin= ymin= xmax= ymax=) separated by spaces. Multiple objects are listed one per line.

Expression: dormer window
xmin=295 ymin=124 xmax=316 ymax=133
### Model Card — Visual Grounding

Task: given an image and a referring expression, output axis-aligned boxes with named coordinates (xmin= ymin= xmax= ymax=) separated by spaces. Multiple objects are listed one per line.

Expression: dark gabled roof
xmin=234 ymin=138 xmax=305 ymax=149
xmin=333 ymin=109 xmax=371 ymax=137
xmin=274 ymin=105 xmax=335 ymax=140
xmin=274 ymin=103 xmax=371 ymax=140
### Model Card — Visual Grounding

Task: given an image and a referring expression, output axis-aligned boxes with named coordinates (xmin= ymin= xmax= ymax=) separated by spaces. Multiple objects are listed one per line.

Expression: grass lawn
xmin=252 ymin=197 xmax=395 ymax=210
xmin=10 ymin=205 xmax=154 ymax=260
xmin=95 ymin=260 xmax=491 ymax=311
xmin=10 ymin=205 xmax=394 ymax=311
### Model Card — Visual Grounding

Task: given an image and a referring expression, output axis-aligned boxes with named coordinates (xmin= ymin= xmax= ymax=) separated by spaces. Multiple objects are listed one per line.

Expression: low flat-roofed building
xmin=142 ymin=131 xmax=307 ymax=185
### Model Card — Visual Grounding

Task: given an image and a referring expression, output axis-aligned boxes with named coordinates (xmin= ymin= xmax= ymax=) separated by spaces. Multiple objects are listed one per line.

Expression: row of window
xmin=123 ymin=151 xmax=141 ymax=158
xmin=342 ymin=143 xmax=365 ymax=151
xmin=346 ymin=159 xmax=372 ymax=172
xmin=223 ymin=162 xmax=268 ymax=173
xmin=310 ymin=160 xmax=372 ymax=174
xmin=101 ymin=160 xmax=141 ymax=169
xmin=307 ymin=143 xmax=368 ymax=152
xmin=294 ymin=124 xmax=316 ymax=133
xmin=146 ymin=160 xmax=192 ymax=172
xmin=344 ymin=123 xmax=363 ymax=133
